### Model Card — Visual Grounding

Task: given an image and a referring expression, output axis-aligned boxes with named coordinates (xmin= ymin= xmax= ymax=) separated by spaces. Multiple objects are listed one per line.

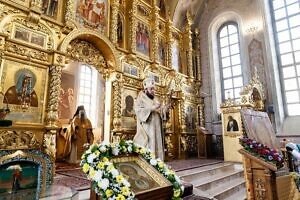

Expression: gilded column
xmin=166 ymin=19 xmax=173 ymax=68
xmin=112 ymin=73 xmax=122 ymax=131
xmin=65 ymin=0 xmax=76 ymax=21
xmin=129 ymin=0 xmax=138 ymax=53
xmin=185 ymin=12 xmax=193 ymax=78
xmin=110 ymin=0 xmax=120 ymax=45
xmin=151 ymin=2 xmax=159 ymax=63
xmin=195 ymin=28 xmax=202 ymax=82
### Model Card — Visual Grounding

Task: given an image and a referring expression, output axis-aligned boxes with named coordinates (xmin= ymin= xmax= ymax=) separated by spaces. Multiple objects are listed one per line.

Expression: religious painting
xmin=59 ymin=72 xmax=76 ymax=121
xmin=121 ymin=88 xmax=137 ymax=129
xmin=136 ymin=21 xmax=150 ymax=56
xmin=185 ymin=105 xmax=197 ymax=132
xmin=222 ymin=111 xmax=243 ymax=137
xmin=171 ymin=40 xmax=180 ymax=72
xmin=112 ymin=156 xmax=172 ymax=196
xmin=13 ymin=25 xmax=47 ymax=48
xmin=41 ymin=0 xmax=59 ymax=18
xmin=0 ymin=60 xmax=47 ymax=124
xmin=123 ymin=62 xmax=139 ymax=77
xmin=0 ymin=161 xmax=39 ymax=199
xmin=158 ymin=37 xmax=166 ymax=66
xmin=75 ymin=0 xmax=109 ymax=34
xmin=240 ymin=109 xmax=281 ymax=150
xmin=117 ymin=14 xmax=124 ymax=48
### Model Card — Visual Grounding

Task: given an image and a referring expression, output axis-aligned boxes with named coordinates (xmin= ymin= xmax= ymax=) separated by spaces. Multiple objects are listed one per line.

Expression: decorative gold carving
xmin=5 ymin=42 xmax=48 ymax=62
xmin=165 ymin=134 xmax=174 ymax=157
xmin=0 ymin=130 xmax=40 ymax=150
xmin=65 ymin=0 xmax=76 ymax=21
xmin=137 ymin=4 xmax=150 ymax=17
xmin=46 ymin=65 xmax=61 ymax=126
xmin=0 ymin=3 xmax=21 ymax=20
xmin=112 ymin=74 xmax=123 ymax=130
xmin=185 ymin=11 xmax=193 ymax=77
xmin=150 ymin=5 xmax=159 ymax=63
xmin=110 ymin=0 xmax=120 ymax=44
xmin=123 ymin=76 xmax=142 ymax=88
xmin=194 ymin=28 xmax=201 ymax=82
xmin=43 ymin=129 xmax=57 ymax=158
xmin=220 ymin=97 xmax=239 ymax=108
xmin=129 ymin=0 xmax=137 ymax=52
xmin=166 ymin=19 xmax=173 ymax=68
xmin=254 ymin=178 xmax=266 ymax=199
xmin=67 ymin=39 xmax=107 ymax=68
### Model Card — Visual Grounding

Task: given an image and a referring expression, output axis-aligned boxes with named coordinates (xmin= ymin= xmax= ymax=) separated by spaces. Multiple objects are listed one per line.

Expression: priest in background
xmin=133 ymin=78 xmax=171 ymax=160
xmin=58 ymin=105 xmax=94 ymax=163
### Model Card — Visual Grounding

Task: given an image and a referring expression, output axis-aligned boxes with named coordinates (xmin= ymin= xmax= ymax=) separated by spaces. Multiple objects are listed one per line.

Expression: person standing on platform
xmin=133 ymin=78 xmax=171 ymax=160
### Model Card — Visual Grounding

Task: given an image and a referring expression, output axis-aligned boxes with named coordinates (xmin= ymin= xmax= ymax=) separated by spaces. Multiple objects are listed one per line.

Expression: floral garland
xmin=80 ymin=140 xmax=183 ymax=200
xmin=239 ymin=136 xmax=284 ymax=168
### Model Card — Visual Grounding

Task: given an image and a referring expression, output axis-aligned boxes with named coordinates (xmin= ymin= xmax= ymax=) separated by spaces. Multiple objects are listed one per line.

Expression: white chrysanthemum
xmin=123 ymin=179 xmax=130 ymax=187
xmin=175 ymin=175 xmax=181 ymax=183
xmin=112 ymin=147 xmax=120 ymax=155
xmin=87 ymin=153 xmax=97 ymax=163
xmin=99 ymin=145 xmax=107 ymax=152
xmin=150 ymin=159 xmax=157 ymax=166
xmin=85 ymin=148 xmax=92 ymax=154
xmin=93 ymin=170 xmax=103 ymax=182
xmin=98 ymin=178 xmax=109 ymax=190
xmin=127 ymin=146 xmax=132 ymax=153
xmin=111 ymin=169 xmax=119 ymax=177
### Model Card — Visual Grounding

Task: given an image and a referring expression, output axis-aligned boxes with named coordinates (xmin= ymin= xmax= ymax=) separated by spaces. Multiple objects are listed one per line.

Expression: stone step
xmin=191 ymin=167 xmax=244 ymax=189
xmin=179 ymin=163 xmax=237 ymax=182
xmin=206 ymin=177 xmax=245 ymax=199
xmin=177 ymin=162 xmax=233 ymax=178
xmin=221 ymin=186 xmax=247 ymax=200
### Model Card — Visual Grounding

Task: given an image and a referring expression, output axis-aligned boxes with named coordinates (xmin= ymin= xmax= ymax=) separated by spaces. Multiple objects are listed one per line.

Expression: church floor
xmin=41 ymin=158 xmax=223 ymax=200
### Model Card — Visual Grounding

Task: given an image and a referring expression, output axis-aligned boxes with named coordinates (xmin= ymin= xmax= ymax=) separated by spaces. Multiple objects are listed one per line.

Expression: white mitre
xmin=143 ymin=77 xmax=155 ymax=89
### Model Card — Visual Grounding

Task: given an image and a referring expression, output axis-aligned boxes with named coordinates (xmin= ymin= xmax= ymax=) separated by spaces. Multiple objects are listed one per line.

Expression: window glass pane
xmin=232 ymin=65 xmax=242 ymax=76
xmin=80 ymin=81 xmax=85 ymax=87
xmin=219 ymin=27 xmax=228 ymax=37
xmin=293 ymin=39 xmax=300 ymax=51
xmin=284 ymin=78 xmax=298 ymax=90
xmin=84 ymin=96 xmax=90 ymax=102
xmin=223 ymin=67 xmax=232 ymax=78
xmin=287 ymin=3 xmax=300 ymax=15
xmin=85 ymin=67 xmax=91 ymax=74
xmin=228 ymin=25 xmax=237 ymax=34
xmin=286 ymin=91 xmax=299 ymax=103
xmin=85 ymin=80 xmax=91 ymax=87
xmin=220 ymin=37 xmax=229 ymax=47
xmin=289 ymin=15 xmax=300 ymax=28
xmin=224 ymin=89 xmax=233 ymax=99
xmin=221 ymin=47 xmax=230 ymax=57
xmin=231 ymin=54 xmax=241 ymax=65
xmin=281 ymin=53 xmax=294 ymax=65
xmin=224 ymin=79 xmax=233 ymax=89
xmin=276 ymin=19 xmax=288 ymax=31
xmin=234 ymin=88 xmax=241 ymax=98
xmin=230 ymin=44 xmax=240 ymax=55
xmin=295 ymin=51 xmax=300 ymax=62
xmin=222 ymin=57 xmax=231 ymax=67
xmin=296 ymin=65 xmax=300 ymax=75
xmin=229 ymin=34 xmax=238 ymax=44
xmin=273 ymin=0 xmax=284 ymax=9
xmin=79 ymin=95 xmax=84 ymax=102
xmin=291 ymin=27 xmax=300 ymax=39
xmin=286 ymin=0 xmax=298 ymax=5
xmin=287 ymin=104 xmax=300 ymax=116
xmin=233 ymin=77 xmax=243 ymax=87
xmin=278 ymin=30 xmax=290 ymax=42
xmin=279 ymin=41 xmax=292 ymax=54
xmin=283 ymin=66 xmax=296 ymax=78
xmin=275 ymin=7 xmax=287 ymax=20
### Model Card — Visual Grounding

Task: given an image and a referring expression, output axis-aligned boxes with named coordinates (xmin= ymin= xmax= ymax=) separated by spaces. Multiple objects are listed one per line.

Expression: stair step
xmin=205 ymin=177 xmax=245 ymax=198
xmin=177 ymin=162 xmax=233 ymax=178
xmin=192 ymin=168 xmax=244 ymax=188
xmin=218 ymin=184 xmax=247 ymax=200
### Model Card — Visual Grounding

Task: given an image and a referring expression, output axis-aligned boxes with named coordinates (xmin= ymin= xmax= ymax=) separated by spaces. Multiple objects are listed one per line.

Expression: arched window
xmin=217 ymin=22 xmax=243 ymax=102
xmin=269 ymin=0 xmax=300 ymax=116
xmin=78 ymin=64 xmax=99 ymax=125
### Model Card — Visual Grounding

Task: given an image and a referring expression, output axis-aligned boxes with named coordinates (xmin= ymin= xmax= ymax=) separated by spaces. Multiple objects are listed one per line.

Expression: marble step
xmin=221 ymin=186 xmax=247 ymax=200
xmin=206 ymin=177 xmax=245 ymax=199
xmin=184 ymin=165 xmax=243 ymax=187
xmin=194 ymin=169 xmax=244 ymax=190
xmin=176 ymin=162 xmax=233 ymax=178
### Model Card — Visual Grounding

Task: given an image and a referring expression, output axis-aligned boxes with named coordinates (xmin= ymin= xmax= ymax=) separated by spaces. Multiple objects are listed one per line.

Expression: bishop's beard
xmin=145 ymin=91 xmax=154 ymax=100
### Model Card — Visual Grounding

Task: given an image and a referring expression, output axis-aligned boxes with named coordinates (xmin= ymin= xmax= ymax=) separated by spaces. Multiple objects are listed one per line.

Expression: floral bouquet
xmin=239 ymin=136 xmax=284 ymax=168
xmin=80 ymin=140 xmax=183 ymax=200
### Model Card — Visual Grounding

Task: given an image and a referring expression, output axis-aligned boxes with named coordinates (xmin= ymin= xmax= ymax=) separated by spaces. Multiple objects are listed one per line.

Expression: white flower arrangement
xmin=81 ymin=140 xmax=183 ymax=200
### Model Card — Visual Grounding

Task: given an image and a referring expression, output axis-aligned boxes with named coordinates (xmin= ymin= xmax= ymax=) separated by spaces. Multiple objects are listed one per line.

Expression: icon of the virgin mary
xmin=3 ymin=69 xmax=38 ymax=107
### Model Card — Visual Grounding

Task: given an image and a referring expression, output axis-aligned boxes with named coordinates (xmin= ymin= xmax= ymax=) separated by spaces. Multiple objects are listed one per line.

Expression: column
xmin=110 ymin=0 xmax=120 ymax=45
xmin=129 ymin=0 xmax=137 ymax=53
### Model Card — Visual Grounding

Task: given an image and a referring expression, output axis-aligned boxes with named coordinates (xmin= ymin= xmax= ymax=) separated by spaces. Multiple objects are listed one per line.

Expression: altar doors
xmin=164 ymin=99 xmax=180 ymax=161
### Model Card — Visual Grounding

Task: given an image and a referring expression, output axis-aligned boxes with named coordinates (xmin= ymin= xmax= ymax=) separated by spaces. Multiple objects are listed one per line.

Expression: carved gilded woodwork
xmin=166 ymin=19 xmax=173 ymax=68
xmin=150 ymin=5 xmax=159 ymax=63
xmin=185 ymin=11 xmax=193 ymax=78
xmin=0 ymin=130 xmax=40 ymax=150
xmin=43 ymin=129 xmax=57 ymax=158
xmin=112 ymin=73 xmax=123 ymax=130
xmin=194 ymin=28 xmax=201 ymax=82
xmin=129 ymin=0 xmax=137 ymax=52
xmin=110 ymin=0 xmax=120 ymax=44
xmin=0 ymin=3 xmax=21 ymax=20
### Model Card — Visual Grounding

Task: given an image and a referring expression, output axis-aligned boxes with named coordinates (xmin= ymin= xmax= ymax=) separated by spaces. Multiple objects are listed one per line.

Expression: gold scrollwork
xmin=0 ymin=130 xmax=40 ymax=150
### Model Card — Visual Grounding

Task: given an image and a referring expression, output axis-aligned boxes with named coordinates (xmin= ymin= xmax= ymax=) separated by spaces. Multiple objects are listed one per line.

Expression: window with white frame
xmin=270 ymin=0 xmax=300 ymax=116
xmin=217 ymin=22 xmax=244 ymax=102
xmin=78 ymin=64 xmax=98 ymax=126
